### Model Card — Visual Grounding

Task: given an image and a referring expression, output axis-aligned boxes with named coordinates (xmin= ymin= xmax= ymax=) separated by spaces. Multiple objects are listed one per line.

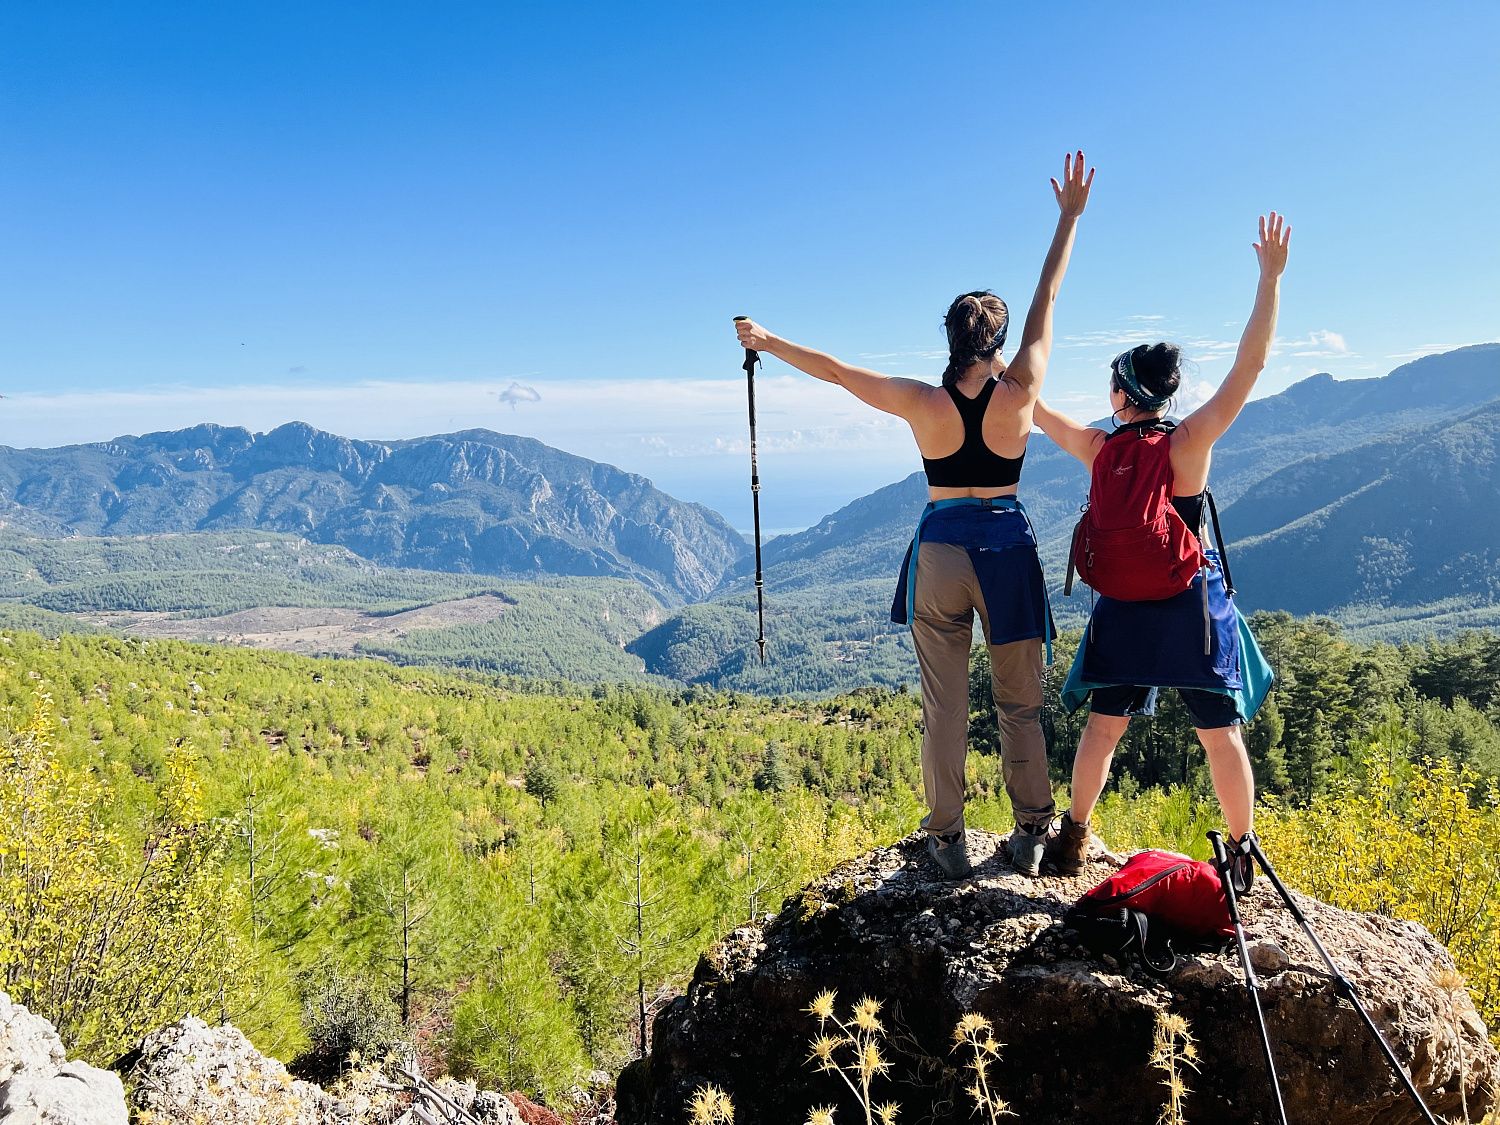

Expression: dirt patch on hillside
xmin=79 ymin=594 xmax=512 ymax=656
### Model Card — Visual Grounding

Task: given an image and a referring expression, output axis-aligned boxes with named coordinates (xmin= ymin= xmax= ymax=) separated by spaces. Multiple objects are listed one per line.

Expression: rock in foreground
xmin=619 ymin=830 xmax=1499 ymax=1125
xmin=0 ymin=992 xmax=127 ymax=1125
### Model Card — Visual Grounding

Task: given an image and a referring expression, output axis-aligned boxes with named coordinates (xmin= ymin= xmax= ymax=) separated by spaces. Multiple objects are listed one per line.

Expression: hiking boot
xmin=1007 ymin=822 xmax=1050 ymax=877
xmin=927 ymin=830 xmax=972 ymax=880
xmin=1042 ymin=811 xmax=1093 ymax=877
xmin=1227 ymin=831 xmax=1256 ymax=894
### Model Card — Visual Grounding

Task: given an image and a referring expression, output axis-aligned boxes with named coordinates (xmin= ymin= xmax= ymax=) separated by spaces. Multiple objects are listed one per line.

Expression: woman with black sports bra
xmin=734 ymin=151 xmax=1094 ymax=880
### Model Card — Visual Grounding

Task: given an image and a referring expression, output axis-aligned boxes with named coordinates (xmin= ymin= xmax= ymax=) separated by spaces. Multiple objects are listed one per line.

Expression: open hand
xmin=1254 ymin=212 xmax=1291 ymax=278
xmin=1051 ymin=150 xmax=1095 ymax=218
xmin=734 ymin=317 xmax=773 ymax=351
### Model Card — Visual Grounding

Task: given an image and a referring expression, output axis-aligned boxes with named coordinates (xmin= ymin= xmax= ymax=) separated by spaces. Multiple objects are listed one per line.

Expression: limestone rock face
xmin=618 ymin=831 xmax=1500 ymax=1125
xmin=0 ymin=993 xmax=128 ymax=1125
xmin=128 ymin=1016 xmax=331 ymax=1125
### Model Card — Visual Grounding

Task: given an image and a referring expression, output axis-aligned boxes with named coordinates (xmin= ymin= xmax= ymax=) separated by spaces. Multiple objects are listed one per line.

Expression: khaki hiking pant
xmin=911 ymin=542 xmax=1054 ymax=837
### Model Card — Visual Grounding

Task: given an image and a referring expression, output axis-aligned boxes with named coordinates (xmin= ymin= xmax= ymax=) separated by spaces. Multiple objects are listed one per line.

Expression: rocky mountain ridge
xmin=0 ymin=423 xmax=748 ymax=604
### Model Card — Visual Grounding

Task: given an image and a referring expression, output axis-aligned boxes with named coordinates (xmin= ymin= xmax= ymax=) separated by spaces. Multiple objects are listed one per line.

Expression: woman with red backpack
xmin=1033 ymin=212 xmax=1291 ymax=880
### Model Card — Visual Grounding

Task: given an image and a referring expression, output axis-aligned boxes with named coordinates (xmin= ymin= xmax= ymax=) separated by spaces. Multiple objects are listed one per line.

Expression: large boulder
xmin=618 ymin=831 xmax=1499 ymax=1125
xmin=127 ymin=1016 xmax=331 ymax=1124
xmin=0 ymin=992 xmax=128 ymax=1125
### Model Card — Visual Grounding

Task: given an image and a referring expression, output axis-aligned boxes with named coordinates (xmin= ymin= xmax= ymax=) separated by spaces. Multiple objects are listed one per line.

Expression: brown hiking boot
xmin=1042 ymin=811 xmax=1093 ymax=876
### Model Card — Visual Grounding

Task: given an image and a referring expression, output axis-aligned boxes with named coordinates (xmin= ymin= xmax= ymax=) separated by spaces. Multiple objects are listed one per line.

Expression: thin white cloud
xmin=1279 ymin=329 xmax=1352 ymax=358
xmin=1385 ymin=341 xmax=1496 ymax=362
xmin=854 ymin=348 xmax=947 ymax=363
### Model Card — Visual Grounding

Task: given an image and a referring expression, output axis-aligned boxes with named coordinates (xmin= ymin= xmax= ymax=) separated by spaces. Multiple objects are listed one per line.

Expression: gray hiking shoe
xmin=1042 ymin=811 xmax=1093 ymax=876
xmin=927 ymin=830 xmax=972 ymax=880
xmin=1007 ymin=822 xmax=1050 ymax=877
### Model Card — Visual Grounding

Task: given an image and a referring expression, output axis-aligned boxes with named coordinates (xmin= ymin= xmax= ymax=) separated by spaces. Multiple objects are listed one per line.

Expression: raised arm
xmin=732 ymin=319 xmax=928 ymax=420
xmin=1176 ymin=212 xmax=1291 ymax=450
xmin=1034 ymin=398 xmax=1108 ymax=466
xmin=1003 ymin=151 xmax=1095 ymax=399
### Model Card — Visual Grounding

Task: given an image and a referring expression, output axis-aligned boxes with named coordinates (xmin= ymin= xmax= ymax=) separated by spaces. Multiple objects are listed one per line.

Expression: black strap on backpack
xmin=1064 ymin=510 xmax=1085 ymax=597
xmin=1203 ymin=487 xmax=1235 ymax=596
xmin=1065 ymin=905 xmax=1179 ymax=978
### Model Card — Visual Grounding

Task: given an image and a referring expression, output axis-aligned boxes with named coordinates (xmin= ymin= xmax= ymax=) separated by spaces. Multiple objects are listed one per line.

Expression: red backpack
xmin=1066 ymin=849 xmax=1234 ymax=976
xmin=1066 ymin=420 xmax=1207 ymax=601
xmin=1075 ymin=850 xmax=1234 ymax=938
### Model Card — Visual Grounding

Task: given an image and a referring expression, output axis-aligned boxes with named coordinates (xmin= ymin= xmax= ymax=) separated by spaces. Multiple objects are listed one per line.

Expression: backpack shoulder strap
xmin=1130 ymin=909 xmax=1180 ymax=978
xmin=1204 ymin=486 xmax=1235 ymax=595
xmin=1106 ymin=418 xmax=1177 ymax=442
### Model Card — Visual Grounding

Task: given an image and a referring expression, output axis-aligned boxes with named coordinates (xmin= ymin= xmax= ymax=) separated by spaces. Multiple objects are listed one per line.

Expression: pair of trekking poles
xmin=1206 ymin=831 xmax=1440 ymax=1124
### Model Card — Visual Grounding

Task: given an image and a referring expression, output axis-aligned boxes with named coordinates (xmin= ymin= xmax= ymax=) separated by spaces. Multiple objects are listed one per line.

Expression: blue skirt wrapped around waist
xmin=890 ymin=497 xmax=1054 ymax=655
xmin=1060 ymin=552 xmax=1273 ymax=721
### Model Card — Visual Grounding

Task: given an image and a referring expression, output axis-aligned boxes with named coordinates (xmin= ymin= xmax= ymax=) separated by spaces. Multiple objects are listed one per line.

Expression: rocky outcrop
xmin=619 ymin=830 xmax=1500 ymax=1125
xmin=2 ymin=995 xmax=543 ymax=1125
xmin=0 ymin=993 xmax=127 ymax=1125
xmin=125 ymin=1015 xmax=540 ymax=1124
xmin=128 ymin=1017 xmax=333 ymax=1124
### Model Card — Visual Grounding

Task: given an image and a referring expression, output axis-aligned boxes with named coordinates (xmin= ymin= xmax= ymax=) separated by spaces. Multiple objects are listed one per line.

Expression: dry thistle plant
xmin=803 ymin=989 xmax=900 ymax=1125
xmin=952 ymin=1012 xmax=1015 ymax=1123
xmin=1150 ymin=1009 xmax=1200 ymax=1125
xmin=1435 ymin=968 xmax=1472 ymax=1125
xmin=688 ymin=1082 xmax=736 ymax=1124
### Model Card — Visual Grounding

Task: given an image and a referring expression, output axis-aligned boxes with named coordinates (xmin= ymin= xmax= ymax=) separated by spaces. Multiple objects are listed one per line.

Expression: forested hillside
xmin=2 ymin=620 xmax=1496 ymax=1104
xmin=0 ymin=530 xmax=666 ymax=682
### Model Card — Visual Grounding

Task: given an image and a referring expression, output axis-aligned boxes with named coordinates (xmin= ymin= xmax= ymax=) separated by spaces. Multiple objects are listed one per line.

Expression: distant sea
xmin=641 ymin=451 xmax=912 ymax=534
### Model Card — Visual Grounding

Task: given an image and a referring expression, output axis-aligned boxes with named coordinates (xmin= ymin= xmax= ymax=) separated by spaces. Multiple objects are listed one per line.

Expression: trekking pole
xmin=1243 ymin=835 xmax=1441 ymax=1124
xmin=734 ymin=316 xmax=768 ymax=664
xmin=1208 ymin=830 xmax=1289 ymax=1125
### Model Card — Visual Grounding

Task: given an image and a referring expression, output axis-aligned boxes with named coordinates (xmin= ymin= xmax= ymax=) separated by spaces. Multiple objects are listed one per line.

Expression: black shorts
xmin=1088 ymin=684 xmax=1242 ymax=730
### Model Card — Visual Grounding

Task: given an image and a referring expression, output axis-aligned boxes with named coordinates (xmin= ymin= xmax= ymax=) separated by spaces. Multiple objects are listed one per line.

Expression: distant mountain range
xmin=745 ymin=343 xmax=1500 ymax=592
xmin=633 ymin=344 xmax=1500 ymax=687
xmin=0 ymin=344 xmax=1496 ymax=691
xmin=0 ymin=423 xmax=748 ymax=603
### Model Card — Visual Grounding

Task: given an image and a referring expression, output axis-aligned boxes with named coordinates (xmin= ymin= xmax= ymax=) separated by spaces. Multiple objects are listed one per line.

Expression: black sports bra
xmin=921 ymin=379 xmax=1026 ymax=488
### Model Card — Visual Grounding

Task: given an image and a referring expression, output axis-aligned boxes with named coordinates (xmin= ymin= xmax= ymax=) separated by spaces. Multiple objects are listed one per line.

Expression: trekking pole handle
xmin=734 ymin=315 xmax=760 ymax=372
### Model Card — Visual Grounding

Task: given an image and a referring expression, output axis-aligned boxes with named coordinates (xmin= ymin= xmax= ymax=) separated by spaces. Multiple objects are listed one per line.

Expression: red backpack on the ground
xmin=1066 ymin=849 xmax=1233 ymax=977
xmin=1066 ymin=420 xmax=1207 ymax=601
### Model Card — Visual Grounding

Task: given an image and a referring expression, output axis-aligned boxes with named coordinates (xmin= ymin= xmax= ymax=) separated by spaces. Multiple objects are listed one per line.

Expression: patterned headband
xmin=1114 ymin=350 xmax=1170 ymax=410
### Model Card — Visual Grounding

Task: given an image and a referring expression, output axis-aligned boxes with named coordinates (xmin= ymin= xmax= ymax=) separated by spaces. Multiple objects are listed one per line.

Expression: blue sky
xmin=2 ymin=1 xmax=1497 ymax=529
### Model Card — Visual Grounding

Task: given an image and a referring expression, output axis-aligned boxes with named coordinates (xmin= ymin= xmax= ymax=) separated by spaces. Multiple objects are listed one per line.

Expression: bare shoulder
xmin=991 ymin=374 xmax=1038 ymax=410
xmin=905 ymin=378 xmax=950 ymax=414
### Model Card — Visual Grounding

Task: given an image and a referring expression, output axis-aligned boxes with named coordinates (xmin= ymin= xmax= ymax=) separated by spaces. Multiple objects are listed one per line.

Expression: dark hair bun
xmin=1131 ymin=343 xmax=1183 ymax=399
xmin=940 ymin=290 xmax=1010 ymax=388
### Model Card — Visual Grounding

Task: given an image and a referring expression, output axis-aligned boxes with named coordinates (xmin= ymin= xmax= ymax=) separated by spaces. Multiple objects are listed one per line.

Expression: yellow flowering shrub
xmin=0 ymin=691 xmax=250 ymax=1062
xmin=1257 ymin=753 xmax=1500 ymax=1046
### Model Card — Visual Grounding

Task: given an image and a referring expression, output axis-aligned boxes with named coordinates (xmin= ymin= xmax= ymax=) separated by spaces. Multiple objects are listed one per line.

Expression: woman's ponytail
xmin=941 ymin=291 xmax=1009 ymax=388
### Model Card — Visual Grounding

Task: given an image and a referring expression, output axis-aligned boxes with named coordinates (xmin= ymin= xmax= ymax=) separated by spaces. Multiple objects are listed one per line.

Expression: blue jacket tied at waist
xmin=891 ymin=497 xmax=1055 ymax=658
